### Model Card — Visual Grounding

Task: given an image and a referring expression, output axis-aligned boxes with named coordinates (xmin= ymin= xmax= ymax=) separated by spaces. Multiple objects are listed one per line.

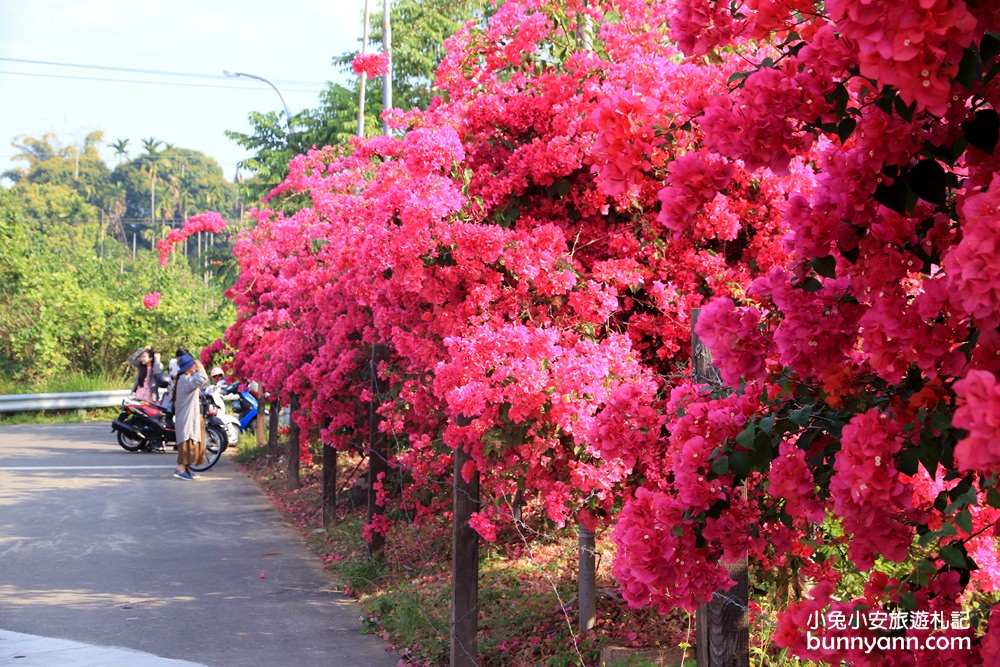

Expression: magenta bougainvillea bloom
xmin=197 ymin=0 xmax=1000 ymax=661
xmin=351 ymin=52 xmax=390 ymax=78
xmin=156 ymin=212 xmax=227 ymax=267
xmin=142 ymin=292 xmax=161 ymax=309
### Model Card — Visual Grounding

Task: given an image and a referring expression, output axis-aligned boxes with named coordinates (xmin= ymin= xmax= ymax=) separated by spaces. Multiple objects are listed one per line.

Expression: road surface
xmin=0 ymin=422 xmax=399 ymax=667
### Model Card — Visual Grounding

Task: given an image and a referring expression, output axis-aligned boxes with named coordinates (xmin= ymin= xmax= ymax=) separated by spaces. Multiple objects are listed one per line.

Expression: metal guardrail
xmin=0 ymin=390 xmax=132 ymax=413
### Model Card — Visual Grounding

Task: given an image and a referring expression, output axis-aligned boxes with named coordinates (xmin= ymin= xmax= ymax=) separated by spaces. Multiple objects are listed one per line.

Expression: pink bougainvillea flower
xmin=351 ymin=51 xmax=390 ymax=78
xmin=143 ymin=292 xmax=161 ymax=309
xmin=953 ymin=370 xmax=1000 ymax=475
xmin=157 ymin=212 xmax=227 ymax=267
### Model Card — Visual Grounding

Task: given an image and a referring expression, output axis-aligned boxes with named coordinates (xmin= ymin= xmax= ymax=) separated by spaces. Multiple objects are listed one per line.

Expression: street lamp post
xmin=223 ymin=69 xmax=293 ymax=131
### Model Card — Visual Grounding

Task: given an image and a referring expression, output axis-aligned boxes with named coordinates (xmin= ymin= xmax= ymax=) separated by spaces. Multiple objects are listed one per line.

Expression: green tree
xmin=226 ymin=0 xmax=490 ymax=200
xmin=111 ymin=146 xmax=237 ymax=231
xmin=352 ymin=0 xmax=492 ymax=110
xmin=111 ymin=138 xmax=131 ymax=163
xmin=6 ymin=131 xmax=113 ymax=209
xmin=226 ymin=83 xmax=360 ymax=201
xmin=0 ymin=184 xmax=234 ymax=385
xmin=12 ymin=182 xmax=101 ymax=226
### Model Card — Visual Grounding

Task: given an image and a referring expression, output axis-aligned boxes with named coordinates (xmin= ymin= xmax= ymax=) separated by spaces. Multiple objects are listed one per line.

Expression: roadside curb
xmin=0 ymin=629 xmax=209 ymax=666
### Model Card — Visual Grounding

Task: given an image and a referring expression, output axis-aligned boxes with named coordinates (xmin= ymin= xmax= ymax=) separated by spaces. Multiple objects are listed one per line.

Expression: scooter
xmin=204 ymin=384 xmax=242 ymax=447
xmin=222 ymin=382 xmax=260 ymax=433
xmin=111 ymin=395 xmax=227 ymax=472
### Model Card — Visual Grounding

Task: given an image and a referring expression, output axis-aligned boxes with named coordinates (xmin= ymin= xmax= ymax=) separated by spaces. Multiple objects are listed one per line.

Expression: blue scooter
xmin=223 ymin=382 xmax=259 ymax=432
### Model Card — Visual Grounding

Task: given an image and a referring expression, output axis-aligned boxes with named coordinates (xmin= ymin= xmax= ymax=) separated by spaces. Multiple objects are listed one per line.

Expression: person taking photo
xmin=173 ymin=353 xmax=209 ymax=480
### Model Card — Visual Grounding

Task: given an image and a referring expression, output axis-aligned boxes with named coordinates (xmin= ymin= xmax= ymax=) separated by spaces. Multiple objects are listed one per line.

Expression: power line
xmin=0 ymin=56 xmax=327 ymax=88
xmin=0 ymin=69 xmax=322 ymax=94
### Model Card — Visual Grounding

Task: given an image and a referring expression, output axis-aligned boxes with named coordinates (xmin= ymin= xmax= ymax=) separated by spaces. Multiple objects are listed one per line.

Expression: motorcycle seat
xmin=136 ymin=403 xmax=167 ymax=418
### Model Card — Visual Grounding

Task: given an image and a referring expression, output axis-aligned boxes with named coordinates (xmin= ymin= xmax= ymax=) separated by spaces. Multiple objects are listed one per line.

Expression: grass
xmin=0 ymin=371 xmax=129 ymax=425
xmin=0 ymin=370 xmax=128 ymax=395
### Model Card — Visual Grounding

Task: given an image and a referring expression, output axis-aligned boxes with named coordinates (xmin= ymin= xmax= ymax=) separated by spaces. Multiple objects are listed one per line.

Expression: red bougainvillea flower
xmin=351 ymin=51 xmax=390 ymax=78
xmin=142 ymin=292 xmax=161 ymax=309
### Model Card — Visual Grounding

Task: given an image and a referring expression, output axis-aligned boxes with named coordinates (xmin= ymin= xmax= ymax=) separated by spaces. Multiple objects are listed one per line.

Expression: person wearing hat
xmin=173 ymin=352 xmax=209 ymax=480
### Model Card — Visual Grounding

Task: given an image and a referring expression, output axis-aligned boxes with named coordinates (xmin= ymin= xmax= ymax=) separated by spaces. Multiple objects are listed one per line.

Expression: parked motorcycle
xmin=205 ymin=385 xmax=241 ymax=447
xmin=222 ymin=382 xmax=260 ymax=433
xmin=111 ymin=395 xmax=227 ymax=472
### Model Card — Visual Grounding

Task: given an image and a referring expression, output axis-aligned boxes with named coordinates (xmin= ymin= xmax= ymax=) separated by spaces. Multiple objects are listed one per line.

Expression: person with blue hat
xmin=173 ymin=352 xmax=209 ymax=480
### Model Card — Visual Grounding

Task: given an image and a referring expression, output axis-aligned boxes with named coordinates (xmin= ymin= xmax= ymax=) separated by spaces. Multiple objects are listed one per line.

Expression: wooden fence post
xmin=691 ymin=308 xmax=749 ymax=667
xmin=578 ymin=523 xmax=597 ymax=634
xmin=367 ymin=343 xmax=389 ymax=561
xmin=256 ymin=383 xmax=267 ymax=450
xmin=451 ymin=423 xmax=480 ymax=667
xmin=287 ymin=392 xmax=301 ymax=490
xmin=268 ymin=396 xmax=281 ymax=460
xmin=323 ymin=438 xmax=337 ymax=527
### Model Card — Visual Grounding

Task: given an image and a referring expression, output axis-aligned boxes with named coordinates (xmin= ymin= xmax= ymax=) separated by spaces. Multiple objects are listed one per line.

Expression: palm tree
xmin=135 ymin=138 xmax=166 ymax=226
xmin=111 ymin=138 xmax=130 ymax=163
xmin=141 ymin=137 xmax=163 ymax=156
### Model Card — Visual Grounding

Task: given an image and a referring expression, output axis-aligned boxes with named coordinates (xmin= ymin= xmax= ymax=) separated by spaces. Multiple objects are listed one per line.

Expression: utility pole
xmin=358 ymin=0 xmax=371 ymax=137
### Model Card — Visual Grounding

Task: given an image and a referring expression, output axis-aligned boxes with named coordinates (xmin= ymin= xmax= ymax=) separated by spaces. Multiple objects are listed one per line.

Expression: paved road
xmin=0 ymin=422 xmax=399 ymax=667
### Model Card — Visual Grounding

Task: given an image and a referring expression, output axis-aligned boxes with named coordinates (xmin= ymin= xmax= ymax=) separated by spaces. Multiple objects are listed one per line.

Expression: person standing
xmin=129 ymin=347 xmax=163 ymax=403
xmin=173 ymin=353 xmax=208 ymax=480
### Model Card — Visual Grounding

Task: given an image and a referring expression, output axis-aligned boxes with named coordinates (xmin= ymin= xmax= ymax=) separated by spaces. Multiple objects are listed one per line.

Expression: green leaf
xmin=907 ymin=159 xmax=947 ymax=206
xmin=837 ymin=117 xmax=857 ymax=144
xmin=874 ymin=167 xmax=910 ymax=214
xmin=826 ymin=82 xmax=849 ymax=117
xmin=982 ymin=31 xmax=1000 ymax=66
xmin=955 ymin=47 xmax=983 ymax=89
xmin=796 ymin=277 xmax=823 ymax=292
xmin=759 ymin=415 xmax=775 ymax=434
xmin=893 ymin=94 xmax=917 ymax=123
xmin=789 ymin=404 xmax=814 ymax=426
xmin=897 ymin=447 xmax=919 ymax=476
xmin=939 ymin=545 xmax=969 ymax=569
xmin=728 ymin=70 xmax=752 ymax=85
xmin=962 ymin=109 xmax=1000 ymax=154
xmin=711 ymin=455 xmax=730 ymax=476
xmin=729 ymin=451 xmax=752 ymax=478
xmin=735 ymin=423 xmax=756 ymax=450
xmin=839 ymin=244 xmax=860 ymax=264
xmin=811 ymin=254 xmax=837 ymax=279
xmin=955 ymin=509 xmax=973 ymax=535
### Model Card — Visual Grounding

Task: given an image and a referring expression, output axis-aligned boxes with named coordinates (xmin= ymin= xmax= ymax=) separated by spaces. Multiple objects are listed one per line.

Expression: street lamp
xmin=223 ymin=69 xmax=293 ymax=131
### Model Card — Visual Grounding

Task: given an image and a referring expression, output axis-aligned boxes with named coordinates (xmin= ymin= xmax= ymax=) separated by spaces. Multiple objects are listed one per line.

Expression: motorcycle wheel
xmin=189 ymin=425 xmax=226 ymax=472
xmin=225 ymin=423 xmax=241 ymax=447
xmin=115 ymin=417 xmax=146 ymax=452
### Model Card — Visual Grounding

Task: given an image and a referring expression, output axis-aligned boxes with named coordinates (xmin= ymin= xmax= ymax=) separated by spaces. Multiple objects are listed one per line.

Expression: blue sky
xmin=0 ymin=0 xmax=366 ymax=183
